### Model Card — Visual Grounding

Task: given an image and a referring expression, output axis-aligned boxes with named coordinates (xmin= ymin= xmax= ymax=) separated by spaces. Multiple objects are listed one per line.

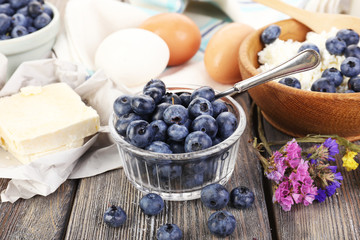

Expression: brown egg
xmin=204 ymin=23 xmax=255 ymax=84
xmin=140 ymin=13 xmax=201 ymax=66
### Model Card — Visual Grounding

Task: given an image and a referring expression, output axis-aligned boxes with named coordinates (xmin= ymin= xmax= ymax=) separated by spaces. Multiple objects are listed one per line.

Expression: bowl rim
xmin=109 ymin=84 xmax=247 ymax=162
xmin=0 ymin=2 xmax=60 ymax=53
xmin=239 ymin=18 xmax=360 ymax=99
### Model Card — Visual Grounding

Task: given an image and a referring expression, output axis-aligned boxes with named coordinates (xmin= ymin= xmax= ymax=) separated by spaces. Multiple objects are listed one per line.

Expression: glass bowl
xmin=108 ymin=85 xmax=246 ymax=201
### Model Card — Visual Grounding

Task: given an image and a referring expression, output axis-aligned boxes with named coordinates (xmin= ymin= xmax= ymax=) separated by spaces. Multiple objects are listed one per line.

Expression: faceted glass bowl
xmin=109 ymin=86 xmax=246 ymax=201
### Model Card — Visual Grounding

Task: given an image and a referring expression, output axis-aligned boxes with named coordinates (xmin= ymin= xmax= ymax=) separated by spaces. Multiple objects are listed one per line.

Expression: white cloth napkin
xmin=2 ymin=0 xmax=344 ymax=202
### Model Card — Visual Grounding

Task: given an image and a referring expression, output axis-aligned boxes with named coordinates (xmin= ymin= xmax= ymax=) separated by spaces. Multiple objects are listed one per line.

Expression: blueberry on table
xmin=201 ymin=183 xmax=229 ymax=210
xmin=230 ymin=186 xmax=255 ymax=209
xmin=113 ymin=95 xmax=133 ymax=117
xmin=139 ymin=193 xmax=164 ymax=216
xmin=216 ymin=112 xmax=238 ymax=140
xmin=163 ymin=104 xmax=189 ymax=125
xmin=311 ymin=77 xmax=336 ymax=93
xmin=344 ymin=44 xmax=360 ymax=59
xmin=156 ymin=224 xmax=183 ymax=240
xmin=325 ymin=36 xmax=346 ymax=55
xmin=336 ymin=28 xmax=360 ymax=46
xmin=143 ymin=79 xmax=166 ymax=95
xmin=0 ymin=13 xmax=11 ymax=34
xmin=145 ymin=141 xmax=172 ymax=154
xmin=149 ymin=120 xmax=168 ymax=142
xmin=103 ymin=205 xmax=127 ymax=228
xmin=211 ymin=99 xmax=228 ymax=118
xmin=260 ymin=24 xmax=281 ymax=44
xmin=278 ymin=77 xmax=301 ymax=89
xmin=11 ymin=25 xmax=28 ymax=38
xmin=190 ymin=86 xmax=215 ymax=102
xmin=131 ymin=94 xmax=156 ymax=115
xmin=167 ymin=124 xmax=189 ymax=142
xmin=126 ymin=120 xmax=155 ymax=148
xmin=321 ymin=67 xmax=343 ymax=87
xmin=188 ymin=97 xmax=214 ymax=119
xmin=184 ymin=131 xmax=212 ymax=153
xmin=340 ymin=57 xmax=360 ymax=77
xmin=298 ymin=43 xmax=320 ymax=55
xmin=348 ymin=76 xmax=360 ymax=92
xmin=207 ymin=210 xmax=236 ymax=237
xmin=115 ymin=112 xmax=142 ymax=136
xmin=191 ymin=115 xmax=218 ymax=139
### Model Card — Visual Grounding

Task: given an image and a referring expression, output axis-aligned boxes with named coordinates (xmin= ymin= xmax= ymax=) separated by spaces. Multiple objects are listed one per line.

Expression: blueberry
xmin=207 ymin=210 xmax=236 ymax=237
xmin=113 ymin=95 xmax=133 ymax=117
xmin=167 ymin=140 xmax=185 ymax=153
xmin=0 ymin=3 xmax=15 ymax=16
xmin=115 ymin=113 xmax=142 ymax=136
xmin=260 ymin=24 xmax=281 ymax=44
xmin=340 ymin=57 xmax=360 ymax=77
xmin=184 ymin=173 xmax=204 ymax=188
xmin=325 ymin=36 xmax=346 ymax=55
xmin=43 ymin=4 xmax=53 ymax=18
xmin=16 ymin=6 xmax=28 ymax=16
xmin=156 ymin=224 xmax=183 ymax=240
xmin=212 ymin=137 xmax=222 ymax=146
xmin=321 ymin=67 xmax=343 ymax=87
xmin=201 ymin=183 xmax=229 ymax=210
xmin=191 ymin=115 xmax=218 ymax=139
xmin=28 ymin=1 xmax=43 ymax=17
xmin=278 ymin=77 xmax=301 ymax=89
xmin=184 ymin=131 xmax=212 ymax=153
xmin=163 ymin=104 xmax=188 ymax=125
xmin=27 ymin=25 xmax=36 ymax=33
xmin=336 ymin=29 xmax=359 ymax=46
xmin=345 ymin=44 xmax=360 ymax=59
xmin=0 ymin=13 xmax=11 ymax=34
xmin=143 ymin=79 xmax=166 ymax=95
xmin=145 ymin=141 xmax=172 ymax=154
xmin=216 ymin=112 xmax=238 ymax=140
xmin=126 ymin=120 xmax=155 ymax=148
xmin=348 ymin=76 xmax=360 ymax=92
xmin=167 ymin=124 xmax=189 ymax=142
xmin=179 ymin=92 xmax=191 ymax=107
xmin=298 ymin=43 xmax=320 ymax=55
xmin=211 ymin=100 xmax=228 ymax=118
xmin=182 ymin=118 xmax=192 ymax=130
xmin=0 ymin=34 xmax=10 ymax=40
xmin=103 ymin=205 xmax=126 ymax=228
xmin=230 ymin=186 xmax=255 ymax=209
xmin=152 ymin=102 xmax=171 ymax=121
xmin=161 ymin=92 xmax=182 ymax=105
xmin=188 ymin=97 xmax=214 ymax=119
xmin=9 ymin=0 xmax=29 ymax=9
xmin=190 ymin=86 xmax=215 ymax=102
xmin=131 ymin=94 xmax=156 ymax=115
xmin=144 ymin=87 xmax=163 ymax=104
xmin=149 ymin=120 xmax=168 ymax=142
xmin=311 ymin=77 xmax=336 ymax=93
xmin=11 ymin=13 xmax=28 ymax=27
xmin=33 ymin=12 xmax=51 ymax=29
xmin=11 ymin=25 xmax=28 ymax=38
xmin=155 ymin=163 xmax=182 ymax=181
xmin=139 ymin=193 xmax=164 ymax=216
xmin=183 ymin=160 xmax=207 ymax=175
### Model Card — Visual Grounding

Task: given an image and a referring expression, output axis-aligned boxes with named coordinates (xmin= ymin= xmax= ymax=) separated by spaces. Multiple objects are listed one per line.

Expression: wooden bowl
xmin=239 ymin=19 xmax=360 ymax=141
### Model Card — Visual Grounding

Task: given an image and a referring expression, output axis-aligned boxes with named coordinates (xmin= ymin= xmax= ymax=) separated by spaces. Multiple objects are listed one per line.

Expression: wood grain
xmin=64 ymin=93 xmax=272 ymax=240
xmin=261 ymin=118 xmax=360 ymax=240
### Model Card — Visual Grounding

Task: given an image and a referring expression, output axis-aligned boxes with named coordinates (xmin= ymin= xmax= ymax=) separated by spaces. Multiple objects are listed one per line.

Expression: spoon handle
xmin=215 ymin=49 xmax=320 ymax=99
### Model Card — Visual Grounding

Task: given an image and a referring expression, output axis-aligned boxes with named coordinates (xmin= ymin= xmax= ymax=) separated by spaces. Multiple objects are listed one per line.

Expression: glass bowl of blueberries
xmin=109 ymin=80 xmax=246 ymax=201
xmin=0 ymin=1 xmax=60 ymax=79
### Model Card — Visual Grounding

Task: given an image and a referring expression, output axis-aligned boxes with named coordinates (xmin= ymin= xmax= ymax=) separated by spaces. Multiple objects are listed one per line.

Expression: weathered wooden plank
xmin=0 ymin=179 xmax=78 ymax=240
xmin=64 ymin=93 xmax=272 ymax=240
xmin=261 ymin=117 xmax=360 ymax=240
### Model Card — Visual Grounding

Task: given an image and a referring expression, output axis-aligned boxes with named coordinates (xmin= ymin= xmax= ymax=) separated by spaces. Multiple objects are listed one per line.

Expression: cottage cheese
xmin=258 ymin=28 xmax=349 ymax=92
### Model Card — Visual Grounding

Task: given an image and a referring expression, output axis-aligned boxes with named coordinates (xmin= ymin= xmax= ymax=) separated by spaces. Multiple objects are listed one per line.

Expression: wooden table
xmin=1 ymin=1 xmax=360 ymax=239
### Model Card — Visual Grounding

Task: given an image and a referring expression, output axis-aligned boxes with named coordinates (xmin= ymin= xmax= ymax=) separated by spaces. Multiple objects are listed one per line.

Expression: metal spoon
xmin=214 ymin=49 xmax=320 ymax=99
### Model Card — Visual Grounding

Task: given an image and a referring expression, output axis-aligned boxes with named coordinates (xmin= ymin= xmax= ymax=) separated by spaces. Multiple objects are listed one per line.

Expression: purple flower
xmin=327 ymin=165 xmax=337 ymax=173
xmin=325 ymin=183 xmax=337 ymax=197
xmin=334 ymin=172 xmax=343 ymax=181
xmin=323 ymin=138 xmax=339 ymax=161
xmin=315 ymin=188 xmax=327 ymax=202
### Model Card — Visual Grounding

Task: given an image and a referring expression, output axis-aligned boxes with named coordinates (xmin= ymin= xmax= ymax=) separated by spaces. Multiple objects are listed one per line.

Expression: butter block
xmin=0 ymin=83 xmax=100 ymax=164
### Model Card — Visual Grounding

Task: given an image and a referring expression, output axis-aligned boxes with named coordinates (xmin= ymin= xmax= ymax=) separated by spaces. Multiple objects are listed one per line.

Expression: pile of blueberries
xmin=0 ymin=0 xmax=53 ymax=40
xmin=103 ymin=183 xmax=255 ymax=239
xmin=261 ymin=25 xmax=360 ymax=93
xmin=113 ymin=79 xmax=238 ymax=155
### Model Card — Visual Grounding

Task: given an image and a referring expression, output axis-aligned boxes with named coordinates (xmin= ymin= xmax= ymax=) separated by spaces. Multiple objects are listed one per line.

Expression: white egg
xmin=95 ymin=28 xmax=170 ymax=88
